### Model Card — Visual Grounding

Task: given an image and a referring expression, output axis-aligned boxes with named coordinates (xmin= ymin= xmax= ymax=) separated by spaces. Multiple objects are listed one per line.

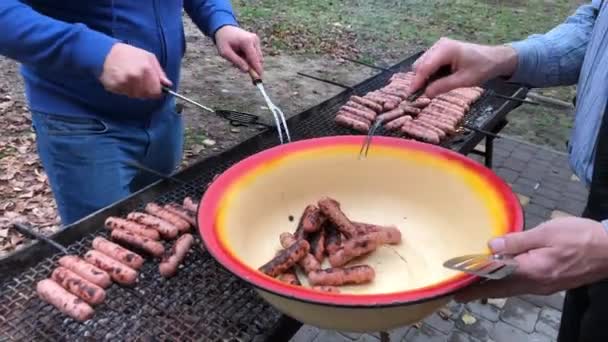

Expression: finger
xmin=150 ymin=56 xmax=172 ymax=87
xmin=244 ymin=40 xmax=263 ymax=76
xmin=220 ymin=44 xmax=250 ymax=72
xmin=424 ymin=71 xmax=474 ymax=98
xmin=410 ymin=41 xmax=454 ymax=94
xmin=489 ymin=227 xmax=547 ymax=255
xmin=138 ymin=67 xmax=160 ymax=99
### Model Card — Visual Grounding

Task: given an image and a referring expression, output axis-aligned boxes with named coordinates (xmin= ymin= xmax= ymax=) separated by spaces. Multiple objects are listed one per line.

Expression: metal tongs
xmin=359 ymin=65 xmax=453 ymax=159
xmin=248 ymin=70 xmax=291 ymax=144
xmin=443 ymin=253 xmax=518 ymax=280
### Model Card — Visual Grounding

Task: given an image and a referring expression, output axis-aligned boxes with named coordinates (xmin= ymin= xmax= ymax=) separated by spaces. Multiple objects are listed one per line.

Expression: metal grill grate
xmin=0 ymin=51 xmax=527 ymax=341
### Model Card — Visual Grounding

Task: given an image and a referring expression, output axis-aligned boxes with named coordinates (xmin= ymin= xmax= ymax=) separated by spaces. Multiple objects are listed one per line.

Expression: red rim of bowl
xmin=198 ymin=136 xmax=524 ymax=308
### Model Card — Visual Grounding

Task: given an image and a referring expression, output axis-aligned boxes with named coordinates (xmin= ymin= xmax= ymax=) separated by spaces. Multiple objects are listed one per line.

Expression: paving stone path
xmin=290 ymin=138 xmax=587 ymax=342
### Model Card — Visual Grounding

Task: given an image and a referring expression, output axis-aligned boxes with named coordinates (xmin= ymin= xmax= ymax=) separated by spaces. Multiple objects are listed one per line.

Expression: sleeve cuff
xmin=72 ymin=24 xmax=118 ymax=78
xmin=206 ymin=11 xmax=239 ymax=39
xmin=507 ymin=38 xmax=546 ymax=85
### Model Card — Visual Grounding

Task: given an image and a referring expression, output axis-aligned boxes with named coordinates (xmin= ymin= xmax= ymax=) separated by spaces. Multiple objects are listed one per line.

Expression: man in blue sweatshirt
xmin=0 ymin=1 xmax=263 ymax=226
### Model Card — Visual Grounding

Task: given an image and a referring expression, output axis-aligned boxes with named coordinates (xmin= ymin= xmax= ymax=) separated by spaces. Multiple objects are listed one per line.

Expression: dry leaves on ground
xmin=0 ymin=95 xmax=59 ymax=256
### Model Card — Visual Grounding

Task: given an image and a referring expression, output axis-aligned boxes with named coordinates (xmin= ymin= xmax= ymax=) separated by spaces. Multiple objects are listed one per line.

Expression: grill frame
xmin=0 ymin=51 xmax=529 ymax=341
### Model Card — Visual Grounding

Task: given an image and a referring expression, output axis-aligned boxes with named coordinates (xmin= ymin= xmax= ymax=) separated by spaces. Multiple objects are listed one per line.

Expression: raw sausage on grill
xmin=92 ymin=237 xmax=144 ymax=270
xmin=51 ymin=267 xmax=106 ymax=305
xmin=164 ymin=203 xmax=196 ymax=227
xmin=342 ymin=106 xmax=377 ymax=122
xmin=145 ymin=203 xmax=191 ymax=233
xmin=104 ymin=217 xmax=160 ymax=240
xmin=385 ymin=115 xmax=412 ymax=132
xmin=58 ymin=255 xmax=112 ymax=289
xmin=84 ymin=250 xmax=138 ymax=286
xmin=344 ymin=100 xmax=376 ymax=115
xmin=335 ymin=114 xmax=370 ymax=133
xmin=308 ymin=265 xmax=375 ymax=286
xmin=127 ymin=212 xmax=178 ymax=239
xmin=159 ymin=233 xmax=194 ymax=278
xmin=259 ymin=239 xmax=310 ymax=278
xmin=351 ymin=96 xmax=383 ymax=113
xmin=183 ymin=197 xmax=199 ymax=214
xmin=111 ymin=228 xmax=165 ymax=258
xmin=37 ymin=279 xmax=95 ymax=322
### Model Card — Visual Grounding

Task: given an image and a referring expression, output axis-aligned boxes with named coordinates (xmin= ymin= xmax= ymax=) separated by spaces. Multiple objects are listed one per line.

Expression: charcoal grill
xmin=0 ymin=51 xmax=528 ymax=341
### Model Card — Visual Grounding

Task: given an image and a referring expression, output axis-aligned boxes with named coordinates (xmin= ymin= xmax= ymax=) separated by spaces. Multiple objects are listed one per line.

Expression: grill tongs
xmin=248 ymin=70 xmax=291 ymax=144
xmin=443 ymin=253 xmax=518 ymax=280
xmin=359 ymin=65 xmax=452 ymax=159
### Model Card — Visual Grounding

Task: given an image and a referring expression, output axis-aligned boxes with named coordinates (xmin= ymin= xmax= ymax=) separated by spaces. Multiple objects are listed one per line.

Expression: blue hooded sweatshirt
xmin=0 ymin=0 xmax=238 ymax=121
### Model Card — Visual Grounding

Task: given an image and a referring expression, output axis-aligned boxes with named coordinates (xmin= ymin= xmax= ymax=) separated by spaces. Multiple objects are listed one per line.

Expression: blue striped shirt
xmin=508 ymin=0 xmax=608 ymax=188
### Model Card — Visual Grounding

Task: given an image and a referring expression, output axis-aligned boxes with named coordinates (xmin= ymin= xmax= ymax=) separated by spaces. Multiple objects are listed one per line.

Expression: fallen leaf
xmin=461 ymin=312 xmax=477 ymax=325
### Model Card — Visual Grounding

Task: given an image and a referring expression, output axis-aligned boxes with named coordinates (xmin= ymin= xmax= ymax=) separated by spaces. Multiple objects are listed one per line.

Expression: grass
xmin=233 ymin=0 xmax=582 ymax=150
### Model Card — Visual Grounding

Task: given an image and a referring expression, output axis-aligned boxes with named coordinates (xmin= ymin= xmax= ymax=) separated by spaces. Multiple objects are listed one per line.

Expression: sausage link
xmin=324 ymin=223 xmax=342 ymax=255
xmin=159 ymin=233 xmax=194 ymax=278
xmin=419 ymin=110 xmax=460 ymax=124
xmin=339 ymin=111 xmax=372 ymax=126
xmin=384 ymin=115 xmax=413 ymax=132
xmin=92 ymin=237 xmax=144 ymax=270
xmin=37 ymin=279 xmax=94 ymax=322
xmin=377 ymin=91 xmax=404 ymax=103
xmin=342 ymin=106 xmax=377 ymax=122
xmin=111 ymin=228 xmax=165 ymax=258
xmin=297 ymin=205 xmax=326 ymax=234
xmin=377 ymin=108 xmax=406 ymax=123
xmin=317 ymin=197 xmax=357 ymax=238
xmin=182 ymin=197 xmax=199 ymax=214
xmin=414 ymin=119 xmax=447 ymax=139
xmin=354 ymin=223 xmax=402 ymax=245
xmin=383 ymin=101 xmax=399 ymax=111
xmin=259 ymin=239 xmax=310 ymax=277
xmin=51 ymin=267 xmax=106 ymax=305
xmin=398 ymin=103 xmax=422 ymax=115
xmin=164 ymin=203 xmax=196 ymax=227
xmin=84 ymin=250 xmax=138 ymax=286
xmin=278 ymin=269 xmax=301 ymax=286
xmin=127 ymin=212 xmax=178 ymax=239
xmin=351 ymin=95 xmax=383 ymax=113
xmin=308 ymin=227 xmax=326 ymax=263
xmin=145 ymin=203 xmax=191 ymax=233
xmin=344 ymin=100 xmax=376 ymax=115
xmin=280 ymin=233 xmax=321 ymax=274
xmin=104 ymin=217 xmax=160 ymax=240
xmin=335 ymin=114 xmax=370 ymax=133
xmin=328 ymin=235 xmax=380 ymax=267
xmin=312 ymin=286 xmax=341 ymax=293
xmin=58 ymin=256 xmax=112 ymax=289
xmin=308 ymin=265 xmax=375 ymax=286
xmin=411 ymin=97 xmax=432 ymax=108
xmin=436 ymin=95 xmax=470 ymax=110
xmin=401 ymin=121 xmax=441 ymax=144
xmin=416 ymin=116 xmax=457 ymax=134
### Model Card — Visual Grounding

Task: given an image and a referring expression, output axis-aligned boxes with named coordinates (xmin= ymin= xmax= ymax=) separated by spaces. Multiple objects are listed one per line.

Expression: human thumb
xmin=488 ymin=229 xmax=544 ymax=255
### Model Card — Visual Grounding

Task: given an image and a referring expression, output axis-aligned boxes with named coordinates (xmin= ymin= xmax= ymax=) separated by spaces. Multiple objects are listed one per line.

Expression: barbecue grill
xmin=0 ymin=51 xmax=529 ymax=341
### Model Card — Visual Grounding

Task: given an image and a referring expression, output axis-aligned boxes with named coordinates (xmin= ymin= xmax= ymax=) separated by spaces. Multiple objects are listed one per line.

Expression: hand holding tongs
xmin=359 ymin=65 xmax=453 ymax=159
xmin=248 ymin=69 xmax=291 ymax=144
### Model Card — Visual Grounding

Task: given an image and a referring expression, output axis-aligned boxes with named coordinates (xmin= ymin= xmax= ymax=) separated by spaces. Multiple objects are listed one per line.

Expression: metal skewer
xmin=13 ymin=223 xmax=69 ymax=255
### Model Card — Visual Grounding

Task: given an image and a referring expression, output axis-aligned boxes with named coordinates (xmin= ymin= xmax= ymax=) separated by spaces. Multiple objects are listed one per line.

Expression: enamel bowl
xmin=198 ymin=136 xmax=523 ymax=332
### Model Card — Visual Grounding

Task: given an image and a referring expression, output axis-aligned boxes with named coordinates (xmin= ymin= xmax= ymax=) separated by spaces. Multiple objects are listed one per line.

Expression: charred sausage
xmin=159 ymin=233 xmax=194 ymax=278
xmin=145 ymin=203 xmax=191 ymax=233
xmin=328 ymin=234 xmax=380 ymax=267
xmin=312 ymin=285 xmax=341 ymax=293
xmin=308 ymin=265 xmax=375 ymax=286
xmin=127 ymin=212 xmax=178 ymax=239
xmin=84 ymin=250 xmax=138 ymax=286
xmin=37 ymin=279 xmax=95 ymax=322
xmin=92 ymin=237 xmax=144 ymax=270
xmin=104 ymin=217 xmax=160 ymax=240
xmin=377 ymin=108 xmax=406 ymax=123
xmin=259 ymin=239 xmax=310 ymax=278
xmin=58 ymin=256 xmax=112 ymax=289
xmin=324 ymin=223 xmax=342 ymax=255
xmin=317 ymin=197 xmax=357 ymax=238
xmin=111 ymin=229 xmax=165 ymax=258
xmin=51 ymin=267 xmax=106 ymax=305
xmin=297 ymin=205 xmax=326 ymax=234
xmin=308 ymin=227 xmax=326 ymax=263
xmin=279 ymin=232 xmax=321 ymax=274
xmin=278 ymin=269 xmax=301 ymax=286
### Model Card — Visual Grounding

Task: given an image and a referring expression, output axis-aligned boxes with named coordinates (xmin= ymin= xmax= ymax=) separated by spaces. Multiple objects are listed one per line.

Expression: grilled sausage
xmin=401 ymin=121 xmax=441 ymax=144
xmin=58 ymin=256 xmax=112 ymax=289
xmin=51 ymin=267 xmax=106 ymax=305
xmin=92 ymin=237 xmax=144 ymax=270
xmin=354 ymin=223 xmax=402 ymax=244
xmin=279 ymin=232 xmax=321 ymax=274
xmin=335 ymin=114 xmax=370 ymax=133
xmin=111 ymin=228 xmax=165 ymax=258
xmin=414 ymin=119 xmax=447 ymax=139
xmin=351 ymin=95 xmax=383 ymax=113
xmin=324 ymin=223 xmax=342 ymax=255
xmin=183 ymin=197 xmax=199 ymax=214
xmin=342 ymin=106 xmax=377 ymax=122
xmin=145 ymin=203 xmax=191 ymax=233
xmin=84 ymin=250 xmax=138 ymax=286
xmin=159 ymin=233 xmax=194 ymax=278
xmin=317 ymin=197 xmax=357 ymax=238
xmin=37 ymin=279 xmax=95 ymax=322
xmin=416 ymin=116 xmax=457 ymax=134
xmin=328 ymin=234 xmax=380 ymax=267
xmin=377 ymin=107 xmax=406 ymax=123
xmin=344 ymin=100 xmax=377 ymax=115
xmin=104 ymin=217 xmax=160 ymax=240
xmin=259 ymin=239 xmax=310 ymax=277
xmin=127 ymin=212 xmax=178 ymax=239
xmin=164 ymin=203 xmax=196 ymax=227
xmin=308 ymin=265 xmax=375 ymax=286
xmin=385 ymin=115 xmax=413 ymax=131
xmin=308 ymin=227 xmax=326 ymax=263
xmin=312 ymin=285 xmax=341 ymax=293
xmin=278 ymin=269 xmax=301 ymax=286
xmin=297 ymin=205 xmax=326 ymax=234
xmin=339 ymin=110 xmax=372 ymax=126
